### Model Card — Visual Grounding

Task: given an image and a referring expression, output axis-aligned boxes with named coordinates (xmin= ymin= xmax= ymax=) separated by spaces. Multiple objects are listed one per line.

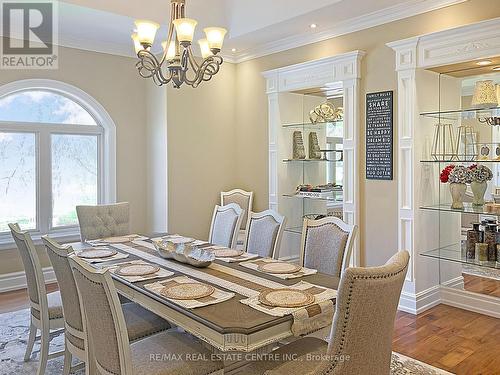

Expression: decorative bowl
xmin=153 ymin=238 xmax=215 ymax=268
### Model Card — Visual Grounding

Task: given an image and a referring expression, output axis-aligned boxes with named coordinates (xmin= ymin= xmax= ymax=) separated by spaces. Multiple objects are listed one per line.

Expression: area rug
xmin=0 ymin=309 xmax=453 ymax=374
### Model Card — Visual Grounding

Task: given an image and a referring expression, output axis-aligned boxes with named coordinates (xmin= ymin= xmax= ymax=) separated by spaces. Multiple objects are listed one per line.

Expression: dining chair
xmin=299 ymin=216 xmax=358 ymax=278
xmin=243 ymin=209 xmax=285 ymax=259
xmin=76 ymin=202 xmax=130 ymax=242
xmin=42 ymin=235 xmax=172 ymax=375
xmin=243 ymin=250 xmax=410 ymax=375
xmin=208 ymin=203 xmax=244 ymax=249
xmin=221 ymin=189 xmax=253 ymax=245
xmin=8 ymin=223 xmax=65 ymax=375
xmin=68 ymin=254 xmax=224 ymax=375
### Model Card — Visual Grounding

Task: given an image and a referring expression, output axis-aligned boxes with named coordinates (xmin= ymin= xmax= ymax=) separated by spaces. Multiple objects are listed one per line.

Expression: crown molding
xmin=233 ymin=0 xmax=468 ymax=63
xmin=388 ymin=17 xmax=500 ymax=70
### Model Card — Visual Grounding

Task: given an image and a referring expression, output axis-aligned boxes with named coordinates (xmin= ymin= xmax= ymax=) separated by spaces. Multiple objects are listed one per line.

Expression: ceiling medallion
xmin=132 ymin=0 xmax=227 ymax=88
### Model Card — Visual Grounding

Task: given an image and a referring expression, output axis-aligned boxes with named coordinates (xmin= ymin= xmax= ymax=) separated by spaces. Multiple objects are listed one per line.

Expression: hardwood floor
xmin=464 ymin=273 xmax=500 ymax=298
xmin=394 ymin=304 xmax=500 ymax=375
xmin=0 ymin=283 xmax=58 ymax=314
xmin=2 ymin=284 xmax=500 ymax=374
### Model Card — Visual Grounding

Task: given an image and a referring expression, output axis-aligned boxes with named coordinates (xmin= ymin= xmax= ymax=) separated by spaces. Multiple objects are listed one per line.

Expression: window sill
xmin=0 ymin=228 xmax=81 ymax=250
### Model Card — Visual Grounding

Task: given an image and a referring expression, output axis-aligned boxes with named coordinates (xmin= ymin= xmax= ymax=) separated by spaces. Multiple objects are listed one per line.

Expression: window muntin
xmin=0 ymin=132 xmax=37 ymax=232
xmin=0 ymin=90 xmax=97 ymax=125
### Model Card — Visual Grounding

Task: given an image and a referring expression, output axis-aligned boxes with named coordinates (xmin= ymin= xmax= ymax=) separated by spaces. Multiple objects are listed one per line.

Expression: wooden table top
xmin=70 ymin=237 xmax=339 ymax=336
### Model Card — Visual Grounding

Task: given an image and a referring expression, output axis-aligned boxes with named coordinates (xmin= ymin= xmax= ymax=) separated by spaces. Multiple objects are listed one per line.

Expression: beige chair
xmin=208 ymin=203 xmax=244 ymax=248
xmin=221 ymin=189 xmax=253 ymax=245
xmin=76 ymin=202 xmax=130 ymax=241
xmin=244 ymin=209 xmax=285 ymax=259
xmin=68 ymin=254 xmax=223 ymax=375
xmin=42 ymin=236 xmax=171 ymax=375
xmin=8 ymin=223 xmax=65 ymax=375
xmin=300 ymin=216 xmax=358 ymax=278
xmin=243 ymin=251 xmax=410 ymax=375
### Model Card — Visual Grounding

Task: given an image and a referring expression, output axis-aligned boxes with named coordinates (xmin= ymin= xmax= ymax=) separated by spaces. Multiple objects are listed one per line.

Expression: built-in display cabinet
xmin=263 ymin=51 xmax=364 ymax=263
xmin=388 ymin=17 xmax=500 ymax=317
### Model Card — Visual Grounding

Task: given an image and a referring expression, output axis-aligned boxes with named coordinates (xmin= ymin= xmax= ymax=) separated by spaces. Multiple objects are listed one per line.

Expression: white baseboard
xmin=398 ymin=284 xmax=441 ymax=315
xmin=441 ymin=286 xmax=500 ymax=319
xmin=0 ymin=267 xmax=56 ymax=293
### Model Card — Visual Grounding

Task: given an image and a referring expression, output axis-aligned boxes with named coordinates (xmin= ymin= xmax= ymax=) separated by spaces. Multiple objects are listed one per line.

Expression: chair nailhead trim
xmin=322 ymin=264 xmax=408 ymax=374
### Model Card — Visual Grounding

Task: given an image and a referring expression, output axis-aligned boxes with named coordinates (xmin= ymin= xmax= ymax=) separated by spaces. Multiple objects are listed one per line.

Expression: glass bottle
xmin=476 ymin=243 xmax=489 ymax=265
xmin=466 ymin=223 xmax=483 ymax=259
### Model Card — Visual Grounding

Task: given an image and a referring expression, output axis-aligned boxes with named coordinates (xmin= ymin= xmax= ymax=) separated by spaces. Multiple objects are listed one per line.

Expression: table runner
xmin=145 ymin=276 xmax=235 ymax=309
xmin=240 ymin=258 xmax=318 ymax=279
xmin=108 ymin=239 xmax=336 ymax=335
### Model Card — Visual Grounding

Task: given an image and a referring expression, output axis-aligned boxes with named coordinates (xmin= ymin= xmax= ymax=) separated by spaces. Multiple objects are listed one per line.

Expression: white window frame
xmin=0 ymin=79 xmax=116 ymax=247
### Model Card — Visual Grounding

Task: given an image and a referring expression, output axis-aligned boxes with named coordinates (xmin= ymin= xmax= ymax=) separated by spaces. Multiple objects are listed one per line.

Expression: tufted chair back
xmin=76 ymin=202 xmax=130 ymax=241
xmin=317 ymin=251 xmax=409 ymax=375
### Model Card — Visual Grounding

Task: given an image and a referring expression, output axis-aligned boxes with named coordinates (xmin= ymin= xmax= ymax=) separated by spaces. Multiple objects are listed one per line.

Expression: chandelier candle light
xmin=132 ymin=0 xmax=227 ymax=88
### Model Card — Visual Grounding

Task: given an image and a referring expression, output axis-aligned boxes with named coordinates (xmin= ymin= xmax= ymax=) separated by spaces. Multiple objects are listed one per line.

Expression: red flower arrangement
xmin=440 ymin=165 xmax=455 ymax=183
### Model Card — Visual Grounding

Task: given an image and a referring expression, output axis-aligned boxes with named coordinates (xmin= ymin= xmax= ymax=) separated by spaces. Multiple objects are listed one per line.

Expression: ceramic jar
xmin=476 ymin=243 xmax=489 ymax=264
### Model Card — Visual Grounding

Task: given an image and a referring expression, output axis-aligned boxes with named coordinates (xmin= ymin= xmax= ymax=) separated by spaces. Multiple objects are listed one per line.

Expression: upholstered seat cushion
xmin=243 ymin=337 xmax=328 ymax=375
xmin=131 ymin=330 xmax=223 ymax=375
xmin=31 ymin=291 xmax=63 ymax=320
xmin=76 ymin=203 xmax=130 ymax=241
xmin=122 ymin=302 xmax=171 ymax=342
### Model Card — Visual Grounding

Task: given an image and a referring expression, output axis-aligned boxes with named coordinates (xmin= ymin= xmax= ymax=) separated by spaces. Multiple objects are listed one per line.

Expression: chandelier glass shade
xmin=132 ymin=0 xmax=226 ymax=88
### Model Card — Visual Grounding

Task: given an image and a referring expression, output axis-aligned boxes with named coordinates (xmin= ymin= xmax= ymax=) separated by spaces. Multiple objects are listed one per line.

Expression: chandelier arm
xmin=136 ymin=49 xmax=173 ymax=85
xmin=187 ymin=46 xmax=201 ymax=70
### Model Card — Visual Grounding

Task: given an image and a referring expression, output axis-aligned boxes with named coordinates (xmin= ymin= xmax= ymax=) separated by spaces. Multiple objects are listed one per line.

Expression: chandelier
xmin=131 ymin=0 xmax=227 ymax=88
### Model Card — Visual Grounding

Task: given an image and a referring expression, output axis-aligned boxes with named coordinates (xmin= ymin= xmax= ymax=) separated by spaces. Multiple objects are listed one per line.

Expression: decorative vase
xmin=471 ymin=181 xmax=487 ymax=206
xmin=449 ymin=183 xmax=466 ymax=209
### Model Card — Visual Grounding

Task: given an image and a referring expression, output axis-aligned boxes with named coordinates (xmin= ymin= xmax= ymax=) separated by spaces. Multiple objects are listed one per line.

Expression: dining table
xmin=69 ymin=234 xmax=339 ymax=366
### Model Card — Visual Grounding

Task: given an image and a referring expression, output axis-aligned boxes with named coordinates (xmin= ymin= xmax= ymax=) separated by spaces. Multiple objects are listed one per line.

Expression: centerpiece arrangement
xmin=440 ymin=164 xmax=493 ymax=209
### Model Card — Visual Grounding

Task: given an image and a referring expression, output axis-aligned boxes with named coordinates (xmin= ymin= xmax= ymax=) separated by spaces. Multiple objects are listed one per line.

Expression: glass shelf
xmin=419 ymin=106 xmax=500 ymax=121
xmin=283 ymin=193 xmax=342 ymax=202
xmin=282 ymin=120 xmax=343 ymax=129
xmin=421 ymin=242 xmax=500 ymax=270
xmin=283 ymin=158 xmax=338 ymax=163
xmin=420 ymin=159 xmax=500 ymax=163
xmin=420 ymin=202 xmax=500 ymax=216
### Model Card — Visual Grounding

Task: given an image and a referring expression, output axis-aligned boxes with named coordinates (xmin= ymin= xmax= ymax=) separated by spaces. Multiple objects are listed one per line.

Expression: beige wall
xmin=166 ymin=62 xmax=238 ymax=240
xmin=234 ymin=0 xmax=500 ymax=266
xmin=0 ymin=43 xmax=148 ymax=274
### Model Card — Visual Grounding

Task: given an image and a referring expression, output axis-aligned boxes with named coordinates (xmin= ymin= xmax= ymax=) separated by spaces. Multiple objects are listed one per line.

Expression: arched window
xmin=0 ymin=79 xmax=116 ymax=243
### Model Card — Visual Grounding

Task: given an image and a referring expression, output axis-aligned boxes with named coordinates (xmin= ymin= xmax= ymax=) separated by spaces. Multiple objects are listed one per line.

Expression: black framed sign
xmin=366 ymin=90 xmax=393 ymax=180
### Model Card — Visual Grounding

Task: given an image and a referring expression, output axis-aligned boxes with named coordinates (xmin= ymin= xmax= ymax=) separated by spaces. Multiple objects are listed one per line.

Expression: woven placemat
xmin=114 ymin=263 xmax=160 ymax=277
xmin=101 ymin=235 xmax=137 ymax=244
xmin=213 ymin=248 xmax=244 ymax=258
xmin=160 ymin=282 xmax=215 ymax=300
xmin=257 ymin=262 xmax=302 ymax=274
xmin=78 ymin=248 xmax=117 ymax=259
xmin=258 ymin=288 xmax=315 ymax=308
